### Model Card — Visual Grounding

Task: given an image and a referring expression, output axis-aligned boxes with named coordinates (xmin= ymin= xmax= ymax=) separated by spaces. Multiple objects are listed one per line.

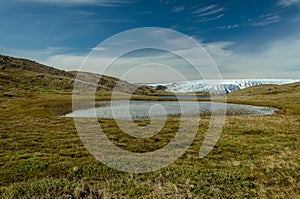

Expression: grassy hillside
xmin=227 ymin=82 xmax=300 ymax=114
xmin=0 ymin=55 xmax=299 ymax=198
xmin=0 ymin=54 xmax=160 ymax=98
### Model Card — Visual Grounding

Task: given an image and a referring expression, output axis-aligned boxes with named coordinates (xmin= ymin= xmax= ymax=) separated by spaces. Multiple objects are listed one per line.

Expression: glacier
xmin=144 ymin=79 xmax=300 ymax=94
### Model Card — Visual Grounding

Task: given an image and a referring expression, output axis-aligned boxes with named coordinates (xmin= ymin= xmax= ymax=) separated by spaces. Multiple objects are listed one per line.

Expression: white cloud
xmin=172 ymin=6 xmax=184 ymax=13
xmin=0 ymin=46 xmax=69 ymax=62
xmin=278 ymin=0 xmax=300 ymax=7
xmin=2 ymin=29 xmax=300 ymax=82
xmin=251 ymin=14 xmax=281 ymax=26
xmin=195 ymin=14 xmax=224 ymax=23
xmin=90 ymin=47 xmax=106 ymax=51
xmin=217 ymin=14 xmax=281 ymax=29
xmin=41 ymin=38 xmax=300 ymax=80
xmin=43 ymin=54 xmax=86 ymax=71
xmin=204 ymin=42 xmax=234 ymax=56
xmin=217 ymin=24 xmax=240 ymax=29
xmin=0 ymin=46 xmax=85 ymax=71
xmin=191 ymin=5 xmax=225 ymax=23
xmin=75 ymin=10 xmax=96 ymax=15
xmin=138 ymin=11 xmax=154 ymax=14
xmin=196 ymin=8 xmax=224 ymax=17
xmin=191 ymin=5 xmax=218 ymax=14
xmin=210 ymin=38 xmax=300 ymax=79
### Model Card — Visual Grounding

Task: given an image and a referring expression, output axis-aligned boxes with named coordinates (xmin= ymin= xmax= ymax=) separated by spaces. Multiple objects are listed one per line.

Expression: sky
xmin=0 ymin=0 xmax=300 ymax=83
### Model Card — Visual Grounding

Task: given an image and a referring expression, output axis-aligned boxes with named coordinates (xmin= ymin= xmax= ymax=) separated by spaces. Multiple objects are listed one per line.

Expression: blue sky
xmin=0 ymin=0 xmax=300 ymax=82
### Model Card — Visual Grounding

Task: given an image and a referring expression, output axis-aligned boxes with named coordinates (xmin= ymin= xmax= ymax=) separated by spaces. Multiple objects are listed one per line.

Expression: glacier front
xmin=145 ymin=79 xmax=300 ymax=94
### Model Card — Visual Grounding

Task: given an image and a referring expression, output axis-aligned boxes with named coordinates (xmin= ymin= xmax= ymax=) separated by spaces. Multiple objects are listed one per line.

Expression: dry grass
xmin=1 ymin=90 xmax=299 ymax=198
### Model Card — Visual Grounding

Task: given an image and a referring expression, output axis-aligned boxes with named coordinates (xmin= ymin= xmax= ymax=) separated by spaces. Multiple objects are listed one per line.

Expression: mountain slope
xmin=0 ymin=54 xmax=157 ymax=97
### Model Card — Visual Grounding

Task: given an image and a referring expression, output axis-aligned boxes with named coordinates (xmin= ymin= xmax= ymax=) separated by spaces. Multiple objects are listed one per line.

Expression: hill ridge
xmin=0 ymin=54 xmax=157 ymax=96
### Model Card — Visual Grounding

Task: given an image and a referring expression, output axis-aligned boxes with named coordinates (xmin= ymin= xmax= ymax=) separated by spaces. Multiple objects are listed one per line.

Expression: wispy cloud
xmin=194 ymin=14 xmax=224 ymax=23
xmin=217 ymin=24 xmax=240 ymax=29
xmin=218 ymin=13 xmax=281 ymax=29
xmin=75 ymin=10 xmax=96 ymax=16
xmin=251 ymin=14 xmax=281 ymax=26
xmin=191 ymin=5 xmax=218 ymax=14
xmin=18 ymin=0 xmax=133 ymax=7
xmin=172 ymin=6 xmax=184 ymax=13
xmin=278 ymin=0 xmax=300 ymax=7
xmin=138 ymin=11 xmax=154 ymax=14
xmin=90 ymin=47 xmax=106 ymax=51
xmin=196 ymin=8 xmax=224 ymax=17
xmin=191 ymin=4 xmax=225 ymax=23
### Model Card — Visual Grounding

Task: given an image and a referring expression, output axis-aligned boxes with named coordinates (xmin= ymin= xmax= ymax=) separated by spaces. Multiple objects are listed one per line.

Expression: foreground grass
xmin=0 ymin=88 xmax=299 ymax=198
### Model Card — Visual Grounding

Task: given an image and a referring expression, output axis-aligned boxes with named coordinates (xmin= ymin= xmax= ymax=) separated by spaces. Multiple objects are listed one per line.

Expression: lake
xmin=65 ymin=100 xmax=277 ymax=120
xmin=159 ymin=95 xmax=212 ymax=99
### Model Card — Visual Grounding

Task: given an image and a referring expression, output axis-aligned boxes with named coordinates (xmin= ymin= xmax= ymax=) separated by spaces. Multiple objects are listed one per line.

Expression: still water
xmin=65 ymin=100 xmax=277 ymax=120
